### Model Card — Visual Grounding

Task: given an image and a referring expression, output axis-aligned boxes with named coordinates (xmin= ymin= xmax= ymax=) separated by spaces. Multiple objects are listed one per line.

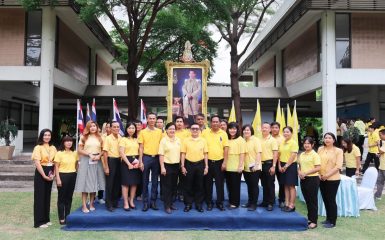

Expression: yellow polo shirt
xmin=273 ymin=134 xmax=285 ymax=146
xmin=175 ymin=129 xmax=191 ymax=142
xmin=261 ymin=135 xmax=278 ymax=161
xmin=344 ymin=144 xmax=361 ymax=168
xmin=181 ymin=137 xmax=208 ymax=162
xmin=318 ymin=146 xmax=343 ymax=180
xmin=31 ymin=145 xmax=57 ymax=166
xmin=138 ymin=128 xmax=163 ymax=155
xmin=244 ymin=136 xmax=262 ymax=172
xmin=202 ymin=128 xmax=229 ymax=160
xmin=226 ymin=137 xmax=247 ymax=172
xmin=119 ymin=137 xmax=139 ymax=156
xmin=54 ymin=150 xmax=78 ymax=173
xmin=158 ymin=136 xmax=181 ymax=164
xmin=279 ymin=138 xmax=298 ymax=163
xmin=368 ymin=131 xmax=380 ymax=153
xmin=103 ymin=134 xmax=121 ymax=158
xmin=379 ymin=140 xmax=385 ymax=170
xmin=298 ymin=150 xmax=321 ymax=177
xmin=80 ymin=135 xmax=102 ymax=154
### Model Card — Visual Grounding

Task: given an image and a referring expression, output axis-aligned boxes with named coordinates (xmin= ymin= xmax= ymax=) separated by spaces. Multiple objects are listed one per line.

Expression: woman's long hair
xmin=81 ymin=121 xmax=103 ymax=144
xmin=36 ymin=129 xmax=53 ymax=146
xmin=58 ymin=136 xmax=75 ymax=151
xmin=341 ymin=137 xmax=353 ymax=153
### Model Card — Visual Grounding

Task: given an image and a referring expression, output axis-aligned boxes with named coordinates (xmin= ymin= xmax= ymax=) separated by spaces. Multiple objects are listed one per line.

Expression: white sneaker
xmin=39 ymin=224 xmax=48 ymax=228
xmin=90 ymin=207 xmax=96 ymax=211
xmin=98 ymin=199 xmax=106 ymax=204
xmin=46 ymin=222 xmax=52 ymax=226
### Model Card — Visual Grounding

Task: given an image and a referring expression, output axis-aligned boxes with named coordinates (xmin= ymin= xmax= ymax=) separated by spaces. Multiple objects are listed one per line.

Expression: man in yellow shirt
xmin=103 ymin=121 xmax=122 ymax=211
xmin=375 ymin=129 xmax=385 ymax=200
xmin=138 ymin=112 xmax=163 ymax=211
xmin=354 ymin=117 xmax=366 ymax=155
xmin=271 ymin=121 xmax=285 ymax=208
xmin=196 ymin=113 xmax=206 ymax=131
xmin=181 ymin=123 xmax=208 ymax=212
xmin=175 ymin=116 xmax=191 ymax=201
xmin=201 ymin=115 xmax=229 ymax=211
xmin=260 ymin=123 xmax=279 ymax=211
xmin=362 ymin=124 xmax=380 ymax=173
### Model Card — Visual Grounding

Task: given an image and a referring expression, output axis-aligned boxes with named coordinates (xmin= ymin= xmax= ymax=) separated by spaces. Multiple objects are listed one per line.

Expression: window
xmin=0 ymin=100 xmax=22 ymax=129
xmin=23 ymin=105 xmax=39 ymax=130
xmin=335 ymin=13 xmax=351 ymax=68
xmin=25 ymin=11 xmax=42 ymax=66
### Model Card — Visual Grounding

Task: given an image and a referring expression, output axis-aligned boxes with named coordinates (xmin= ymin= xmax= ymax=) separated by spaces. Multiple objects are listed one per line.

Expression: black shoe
xmin=150 ymin=202 xmax=159 ymax=210
xmin=216 ymin=203 xmax=225 ymax=211
xmin=266 ymin=204 xmax=273 ymax=211
xmin=196 ymin=205 xmax=204 ymax=212
xmin=165 ymin=208 xmax=172 ymax=214
xmin=323 ymin=223 xmax=335 ymax=228
xmin=207 ymin=203 xmax=213 ymax=211
xmin=228 ymin=205 xmax=238 ymax=210
xmin=142 ymin=203 xmax=149 ymax=212
xmin=258 ymin=202 xmax=268 ymax=207
xmin=123 ymin=207 xmax=130 ymax=211
xmin=321 ymin=220 xmax=330 ymax=225
xmin=170 ymin=204 xmax=178 ymax=211
xmin=178 ymin=195 xmax=184 ymax=202
xmin=241 ymin=203 xmax=250 ymax=208
xmin=283 ymin=206 xmax=295 ymax=212
xmin=247 ymin=204 xmax=257 ymax=211
xmin=184 ymin=205 xmax=191 ymax=212
xmin=279 ymin=202 xmax=285 ymax=208
xmin=107 ymin=207 xmax=115 ymax=212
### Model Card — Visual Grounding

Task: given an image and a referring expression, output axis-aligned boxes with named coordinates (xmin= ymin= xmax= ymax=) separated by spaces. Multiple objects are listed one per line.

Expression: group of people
xmin=33 ymin=112 xmax=384 ymax=230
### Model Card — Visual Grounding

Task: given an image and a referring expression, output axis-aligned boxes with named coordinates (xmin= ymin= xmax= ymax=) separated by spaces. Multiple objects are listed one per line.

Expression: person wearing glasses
xmin=181 ymin=123 xmax=208 ymax=212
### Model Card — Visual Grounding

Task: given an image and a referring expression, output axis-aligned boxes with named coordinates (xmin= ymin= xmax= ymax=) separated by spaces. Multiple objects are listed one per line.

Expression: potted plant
xmin=0 ymin=119 xmax=18 ymax=160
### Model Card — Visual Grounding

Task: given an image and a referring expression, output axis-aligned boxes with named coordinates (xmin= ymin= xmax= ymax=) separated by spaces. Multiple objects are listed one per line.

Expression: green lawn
xmin=0 ymin=191 xmax=383 ymax=240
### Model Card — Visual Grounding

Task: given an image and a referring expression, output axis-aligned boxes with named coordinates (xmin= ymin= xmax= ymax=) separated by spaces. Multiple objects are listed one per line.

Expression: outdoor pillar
xmin=89 ymin=48 xmax=96 ymax=85
xmin=320 ymin=11 xmax=337 ymax=135
xmin=275 ymin=51 xmax=283 ymax=87
xmin=38 ymin=7 xmax=56 ymax=132
xmin=370 ymin=86 xmax=379 ymax=120
xmin=112 ymin=69 xmax=117 ymax=85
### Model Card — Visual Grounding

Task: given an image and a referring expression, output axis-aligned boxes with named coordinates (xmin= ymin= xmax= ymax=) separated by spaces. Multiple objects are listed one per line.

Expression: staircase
xmin=0 ymin=154 xmax=34 ymax=191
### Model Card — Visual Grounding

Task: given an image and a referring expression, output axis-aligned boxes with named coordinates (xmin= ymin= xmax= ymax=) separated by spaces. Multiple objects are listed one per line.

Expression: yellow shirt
xmin=158 ymin=136 xmax=181 ymax=164
xmin=80 ymin=135 xmax=102 ymax=154
xmin=138 ymin=128 xmax=163 ymax=155
xmin=103 ymin=134 xmax=121 ymax=158
xmin=31 ymin=145 xmax=57 ymax=166
xmin=379 ymin=140 xmax=385 ymax=170
xmin=201 ymin=128 xmax=229 ymax=160
xmin=273 ymin=135 xmax=285 ymax=146
xmin=279 ymin=138 xmax=298 ymax=163
xmin=54 ymin=150 xmax=78 ymax=173
xmin=226 ymin=137 xmax=247 ymax=172
xmin=181 ymin=137 xmax=208 ymax=162
xmin=344 ymin=144 xmax=361 ymax=168
xmin=261 ymin=135 xmax=278 ymax=161
xmin=318 ymin=146 xmax=343 ymax=181
xmin=175 ymin=129 xmax=191 ymax=142
xmin=119 ymin=137 xmax=139 ymax=156
xmin=298 ymin=150 xmax=321 ymax=177
xmin=368 ymin=131 xmax=380 ymax=153
xmin=244 ymin=136 xmax=262 ymax=172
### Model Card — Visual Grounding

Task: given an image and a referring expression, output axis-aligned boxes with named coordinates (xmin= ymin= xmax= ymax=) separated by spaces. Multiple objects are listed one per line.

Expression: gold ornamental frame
xmin=165 ymin=60 xmax=210 ymax=123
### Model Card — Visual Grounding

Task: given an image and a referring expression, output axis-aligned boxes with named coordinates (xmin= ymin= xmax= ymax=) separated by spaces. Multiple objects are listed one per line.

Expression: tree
xmin=202 ymin=0 xmax=276 ymax=126
xmin=22 ymin=0 xmax=216 ymax=120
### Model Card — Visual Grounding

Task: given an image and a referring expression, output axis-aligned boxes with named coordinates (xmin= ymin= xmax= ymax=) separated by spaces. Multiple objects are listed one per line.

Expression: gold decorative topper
xmin=180 ymin=41 xmax=195 ymax=63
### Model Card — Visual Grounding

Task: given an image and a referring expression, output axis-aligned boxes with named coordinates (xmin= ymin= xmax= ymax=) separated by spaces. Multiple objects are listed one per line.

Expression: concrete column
xmin=321 ymin=11 xmax=337 ymax=135
xmin=370 ymin=86 xmax=379 ymax=120
xmin=89 ymin=49 xmax=96 ymax=85
xmin=112 ymin=69 xmax=117 ymax=85
xmin=275 ymin=51 xmax=283 ymax=87
xmin=38 ymin=7 xmax=56 ymax=132
xmin=252 ymin=70 xmax=258 ymax=87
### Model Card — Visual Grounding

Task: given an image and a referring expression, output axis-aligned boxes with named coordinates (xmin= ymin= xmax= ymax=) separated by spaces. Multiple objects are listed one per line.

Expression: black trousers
xmin=226 ymin=171 xmax=242 ymax=207
xmin=346 ymin=167 xmax=357 ymax=177
xmin=57 ymin=172 xmax=77 ymax=221
xmin=320 ymin=180 xmax=340 ymax=225
xmin=105 ymin=157 xmax=121 ymax=208
xmin=261 ymin=160 xmax=275 ymax=205
xmin=184 ymin=160 xmax=205 ymax=207
xmin=276 ymin=164 xmax=285 ymax=203
xmin=204 ymin=159 xmax=224 ymax=205
xmin=301 ymin=176 xmax=320 ymax=224
xmin=362 ymin=152 xmax=379 ymax=173
xmin=160 ymin=163 xmax=179 ymax=209
xmin=243 ymin=170 xmax=261 ymax=205
xmin=357 ymin=135 xmax=365 ymax=156
xmin=34 ymin=166 xmax=53 ymax=228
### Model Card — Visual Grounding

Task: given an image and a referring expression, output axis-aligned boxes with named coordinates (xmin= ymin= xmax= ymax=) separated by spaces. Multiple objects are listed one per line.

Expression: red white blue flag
xmin=140 ymin=99 xmax=147 ymax=128
xmin=112 ymin=98 xmax=125 ymax=136
xmin=86 ymin=103 xmax=91 ymax=123
xmin=77 ymin=99 xmax=84 ymax=134
xmin=91 ymin=98 xmax=97 ymax=122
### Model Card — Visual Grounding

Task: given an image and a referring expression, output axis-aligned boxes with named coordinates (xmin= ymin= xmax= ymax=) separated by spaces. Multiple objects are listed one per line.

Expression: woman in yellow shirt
xmin=318 ymin=132 xmax=343 ymax=228
xmin=119 ymin=122 xmax=141 ymax=211
xmin=75 ymin=121 xmax=105 ymax=213
xmin=54 ymin=136 xmax=78 ymax=225
xmin=278 ymin=127 xmax=299 ymax=212
xmin=225 ymin=122 xmax=246 ymax=209
xmin=32 ymin=129 xmax=57 ymax=228
xmin=159 ymin=122 xmax=181 ymax=214
xmin=341 ymin=138 xmax=361 ymax=177
xmin=242 ymin=124 xmax=262 ymax=211
xmin=298 ymin=137 xmax=321 ymax=229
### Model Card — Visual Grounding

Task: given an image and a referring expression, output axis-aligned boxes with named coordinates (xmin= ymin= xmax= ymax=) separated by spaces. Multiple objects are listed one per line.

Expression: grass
xmin=0 ymin=191 xmax=384 ymax=240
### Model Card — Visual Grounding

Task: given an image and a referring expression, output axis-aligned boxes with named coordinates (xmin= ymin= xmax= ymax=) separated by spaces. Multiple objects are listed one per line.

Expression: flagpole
xmin=76 ymin=99 xmax=79 ymax=151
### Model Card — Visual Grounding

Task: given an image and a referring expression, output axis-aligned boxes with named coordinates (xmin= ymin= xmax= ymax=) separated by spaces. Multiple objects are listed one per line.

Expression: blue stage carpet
xmin=64 ymin=183 xmax=308 ymax=231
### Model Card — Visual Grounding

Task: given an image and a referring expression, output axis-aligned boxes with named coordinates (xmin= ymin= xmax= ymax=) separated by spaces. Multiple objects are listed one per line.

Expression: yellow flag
xmin=275 ymin=100 xmax=281 ymax=124
xmin=252 ymin=100 xmax=262 ymax=139
xmin=228 ymin=101 xmax=236 ymax=123
xmin=292 ymin=101 xmax=299 ymax=143
xmin=287 ymin=104 xmax=293 ymax=128
xmin=280 ymin=108 xmax=286 ymax=134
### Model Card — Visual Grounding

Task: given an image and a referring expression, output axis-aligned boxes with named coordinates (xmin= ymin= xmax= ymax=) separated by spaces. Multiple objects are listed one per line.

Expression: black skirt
xmin=121 ymin=156 xmax=141 ymax=186
xmin=280 ymin=162 xmax=298 ymax=186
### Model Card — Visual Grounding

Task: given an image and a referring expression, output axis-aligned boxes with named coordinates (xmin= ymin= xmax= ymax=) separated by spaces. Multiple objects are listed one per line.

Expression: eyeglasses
xmin=191 ymin=128 xmax=200 ymax=131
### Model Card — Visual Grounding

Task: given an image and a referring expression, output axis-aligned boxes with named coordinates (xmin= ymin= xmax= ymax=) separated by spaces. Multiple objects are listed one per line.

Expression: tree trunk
xmin=126 ymin=69 xmax=140 ymax=121
xmin=230 ymin=48 xmax=242 ymax=127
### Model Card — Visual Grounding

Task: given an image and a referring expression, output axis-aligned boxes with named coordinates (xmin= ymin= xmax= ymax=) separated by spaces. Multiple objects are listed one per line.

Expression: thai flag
xmin=77 ymin=99 xmax=84 ymax=134
xmin=112 ymin=98 xmax=125 ymax=136
xmin=91 ymin=98 xmax=97 ymax=122
xmin=140 ymin=99 xmax=147 ymax=128
xmin=86 ymin=103 xmax=91 ymax=123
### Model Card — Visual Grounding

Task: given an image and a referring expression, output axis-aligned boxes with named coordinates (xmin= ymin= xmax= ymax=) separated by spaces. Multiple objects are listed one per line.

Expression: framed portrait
xmin=165 ymin=60 xmax=209 ymax=125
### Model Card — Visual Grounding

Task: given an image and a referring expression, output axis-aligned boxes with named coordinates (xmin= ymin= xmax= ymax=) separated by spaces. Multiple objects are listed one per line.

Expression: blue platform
xmin=64 ymin=183 xmax=308 ymax=231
